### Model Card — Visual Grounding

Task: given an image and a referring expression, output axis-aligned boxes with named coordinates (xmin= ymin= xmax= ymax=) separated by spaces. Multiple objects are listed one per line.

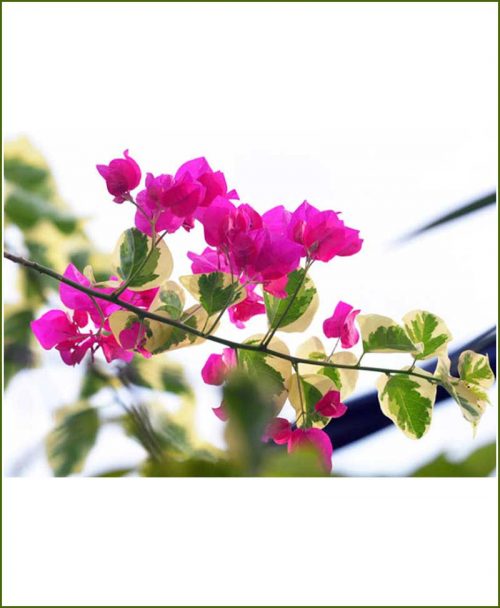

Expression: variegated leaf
xmin=264 ymin=269 xmax=319 ymax=333
xmin=376 ymin=371 xmax=436 ymax=439
xmin=112 ymin=227 xmax=173 ymax=291
xmin=358 ymin=314 xmax=415 ymax=353
xmin=403 ymin=310 xmax=452 ymax=360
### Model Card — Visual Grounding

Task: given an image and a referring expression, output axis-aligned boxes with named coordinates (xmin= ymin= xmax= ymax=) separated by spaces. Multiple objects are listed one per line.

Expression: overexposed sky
xmin=3 ymin=2 xmax=497 ymax=476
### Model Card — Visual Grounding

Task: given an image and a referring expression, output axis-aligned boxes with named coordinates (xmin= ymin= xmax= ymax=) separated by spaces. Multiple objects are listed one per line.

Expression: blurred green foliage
xmin=411 ymin=442 xmax=496 ymax=477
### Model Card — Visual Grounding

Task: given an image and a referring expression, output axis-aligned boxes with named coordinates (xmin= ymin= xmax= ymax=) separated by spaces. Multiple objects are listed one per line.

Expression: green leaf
xmin=358 ymin=314 xmax=416 ymax=353
xmin=154 ymin=284 xmax=184 ymax=319
xmin=376 ymin=373 xmax=436 ymax=439
xmin=435 ymin=354 xmax=491 ymax=430
xmin=318 ymin=366 xmax=342 ymax=388
xmin=458 ymin=350 xmax=495 ymax=389
xmin=199 ymin=272 xmax=242 ymax=315
xmin=238 ymin=350 xmax=285 ymax=398
xmin=296 ymin=338 xmax=359 ymax=399
xmin=113 ymin=227 xmax=173 ymax=290
xmin=264 ymin=269 xmax=318 ymax=332
xmin=179 ymin=272 xmax=245 ymax=316
xmin=403 ymin=310 xmax=452 ymax=360
xmin=46 ymin=404 xmax=99 ymax=476
xmin=5 ymin=188 xmax=79 ymax=234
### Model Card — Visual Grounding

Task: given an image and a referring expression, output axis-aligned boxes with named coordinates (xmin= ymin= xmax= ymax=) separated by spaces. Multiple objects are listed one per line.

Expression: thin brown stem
xmin=4 ymin=251 xmax=441 ymax=385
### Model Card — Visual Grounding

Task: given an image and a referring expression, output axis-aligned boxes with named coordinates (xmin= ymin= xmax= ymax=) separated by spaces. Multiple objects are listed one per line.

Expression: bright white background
xmin=2 ymin=2 xmax=498 ymax=606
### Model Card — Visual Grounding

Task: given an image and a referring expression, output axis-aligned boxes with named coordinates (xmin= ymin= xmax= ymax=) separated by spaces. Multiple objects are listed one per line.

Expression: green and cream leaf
xmin=179 ymin=272 xmax=246 ymax=316
xmin=264 ymin=269 xmax=318 ymax=333
xmin=112 ymin=227 xmax=173 ymax=290
xmin=403 ymin=310 xmax=452 ymax=360
xmin=358 ymin=314 xmax=415 ymax=353
xmin=458 ymin=350 xmax=495 ymax=389
xmin=376 ymin=372 xmax=436 ymax=439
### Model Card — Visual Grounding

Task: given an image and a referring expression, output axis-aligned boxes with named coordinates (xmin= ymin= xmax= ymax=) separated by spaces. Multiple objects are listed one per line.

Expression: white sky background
xmin=3 ymin=2 xmax=498 ymax=476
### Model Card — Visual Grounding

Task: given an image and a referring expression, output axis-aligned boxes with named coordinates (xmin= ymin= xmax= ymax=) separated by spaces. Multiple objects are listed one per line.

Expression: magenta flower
xmin=96 ymin=150 xmax=141 ymax=203
xmin=263 ymin=275 xmax=288 ymax=299
xmin=175 ymin=157 xmax=238 ymax=208
xmin=323 ymin=301 xmax=361 ymax=348
xmin=314 ymin=390 xmax=348 ymax=418
xmin=263 ymin=418 xmax=333 ymax=472
xmin=30 ymin=309 xmax=133 ymax=366
xmin=288 ymin=201 xmax=363 ymax=262
xmin=288 ymin=428 xmax=333 ymax=473
xmin=262 ymin=417 xmax=292 ymax=445
xmin=118 ymin=321 xmax=151 ymax=359
xmin=228 ymin=285 xmax=266 ymax=329
xmin=134 ymin=172 xmax=204 ymax=235
xmin=31 ymin=309 xmax=86 ymax=350
xmin=60 ymin=264 xmax=158 ymax=327
xmin=200 ymin=198 xmax=262 ymax=249
xmin=201 ymin=348 xmax=237 ymax=385
xmin=187 ymin=247 xmax=231 ymax=274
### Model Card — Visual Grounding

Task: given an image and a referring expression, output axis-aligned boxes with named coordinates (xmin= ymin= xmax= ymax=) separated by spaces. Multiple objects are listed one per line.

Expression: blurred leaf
xmin=4 ymin=307 xmax=34 ymax=343
xmin=96 ymin=468 xmax=135 ymax=477
xmin=224 ymin=371 xmax=275 ymax=474
xmin=80 ymin=364 xmax=110 ymax=399
xmin=4 ymin=157 xmax=50 ymax=193
xmin=120 ymin=357 xmax=191 ymax=396
xmin=412 ymin=442 xmax=496 ymax=477
xmin=141 ymin=456 xmax=237 ymax=477
xmin=4 ymin=307 xmax=37 ymax=386
xmin=5 ymin=187 xmax=79 ymax=233
xmin=261 ymin=446 xmax=326 ymax=477
xmin=46 ymin=403 xmax=100 ymax=476
xmin=403 ymin=191 xmax=496 ymax=240
xmin=4 ymin=344 xmax=36 ymax=386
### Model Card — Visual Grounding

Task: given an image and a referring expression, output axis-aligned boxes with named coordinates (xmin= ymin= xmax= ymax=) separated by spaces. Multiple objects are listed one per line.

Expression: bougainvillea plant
xmin=6 ymin=151 xmax=495 ymax=474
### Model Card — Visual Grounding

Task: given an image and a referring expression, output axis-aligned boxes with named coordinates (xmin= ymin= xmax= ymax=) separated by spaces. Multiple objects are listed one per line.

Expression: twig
xmin=4 ymin=251 xmax=441 ymax=385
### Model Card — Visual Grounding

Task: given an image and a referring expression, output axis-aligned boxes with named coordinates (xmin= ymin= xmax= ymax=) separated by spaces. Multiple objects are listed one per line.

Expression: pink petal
xmin=288 ymin=428 xmax=333 ymax=472
xmin=201 ymin=353 xmax=227 ymax=385
xmin=340 ymin=308 xmax=361 ymax=348
xmin=99 ymin=334 xmax=134 ymax=363
xmin=228 ymin=290 xmax=265 ymax=329
xmin=264 ymin=275 xmax=288 ymax=299
xmin=213 ymin=403 xmax=229 ymax=421
xmin=31 ymin=310 xmax=78 ymax=349
xmin=175 ymin=157 xmax=212 ymax=180
xmin=314 ymin=390 xmax=348 ymax=418
xmin=187 ymin=248 xmax=230 ymax=274
xmin=323 ymin=301 xmax=354 ymax=339
xmin=262 ymin=418 xmax=292 ymax=444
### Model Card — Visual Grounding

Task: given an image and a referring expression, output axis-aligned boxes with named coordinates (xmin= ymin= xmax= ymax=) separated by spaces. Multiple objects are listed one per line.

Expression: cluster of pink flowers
xmin=96 ymin=151 xmax=362 ymax=328
xmin=31 ymin=150 xmax=364 ymax=473
xmin=31 ymin=264 xmax=158 ymax=365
